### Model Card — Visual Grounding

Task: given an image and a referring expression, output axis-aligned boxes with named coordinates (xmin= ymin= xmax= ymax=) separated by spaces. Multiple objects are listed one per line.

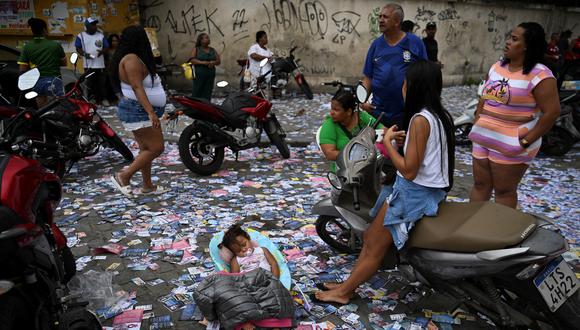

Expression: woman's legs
xmin=315 ymin=202 xmax=393 ymax=304
xmin=489 ymin=162 xmax=528 ymax=208
xmin=117 ymin=125 xmax=164 ymax=189
xmin=470 ymin=157 xmax=493 ymax=202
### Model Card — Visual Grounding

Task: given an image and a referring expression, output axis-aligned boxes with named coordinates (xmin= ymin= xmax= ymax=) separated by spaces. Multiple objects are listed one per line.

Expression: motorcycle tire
xmin=0 ymin=291 xmax=32 ymax=330
xmin=298 ymin=76 xmax=314 ymax=100
xmin=455 ymin=123 xmax=473 ymax=146
xmin=103 ymin=134 xmax=134 ymax=162
xmin=266 ymin=130 xmax=290 ymax=159
xmin=315 ymin=215 xmax=360 ymax=254
xmin=178 ymin=124 xmax=224 ymax=176
xmin=540 ymin=126 xmax=574 ymax=156
xmin=58 ymin=308 xmax=101 ymax=330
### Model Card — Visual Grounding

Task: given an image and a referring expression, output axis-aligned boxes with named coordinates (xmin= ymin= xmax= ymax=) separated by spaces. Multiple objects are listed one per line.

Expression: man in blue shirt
xmin=361 ymin=3 xmax=427 ymax=127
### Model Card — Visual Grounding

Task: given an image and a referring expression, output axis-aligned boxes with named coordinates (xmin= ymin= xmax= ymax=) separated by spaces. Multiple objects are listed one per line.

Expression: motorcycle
xmin=0 ymin=69 xmax=101 ymax=330
xmin=168 ymin=58 xmax=290 ymax=176
xmin=313 ymin=84 xmax=579 ymax=329
xmin=271 ymin=46 xmax=313 ymax=100
xmin=453 ymin=81 xmax=484 ymax=146
xmin=2 ymin=53 xmax=134 ymax=177
xmin=540 ymin=59 xmax=580 ymax=156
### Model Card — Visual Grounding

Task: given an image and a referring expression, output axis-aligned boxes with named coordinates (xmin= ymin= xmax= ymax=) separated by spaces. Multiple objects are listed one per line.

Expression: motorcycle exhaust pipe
xmin=195 ymin=121 xmax=235 ymax=146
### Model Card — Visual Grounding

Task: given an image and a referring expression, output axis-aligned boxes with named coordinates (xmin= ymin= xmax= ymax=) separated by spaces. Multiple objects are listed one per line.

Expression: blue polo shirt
xmin=363 ymin=33 xmax=427 ymax=126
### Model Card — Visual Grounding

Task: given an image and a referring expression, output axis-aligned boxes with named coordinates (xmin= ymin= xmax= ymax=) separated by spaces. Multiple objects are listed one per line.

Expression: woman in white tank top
xmin=107 ymin=25 xmax=166 ymax=197
xmin=316 ymin=60 xmax=456 ymax=305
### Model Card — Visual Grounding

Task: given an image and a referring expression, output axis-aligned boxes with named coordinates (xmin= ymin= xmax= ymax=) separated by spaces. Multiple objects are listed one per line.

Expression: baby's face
xmin=232 ymin=235 xmax=253 ymax=257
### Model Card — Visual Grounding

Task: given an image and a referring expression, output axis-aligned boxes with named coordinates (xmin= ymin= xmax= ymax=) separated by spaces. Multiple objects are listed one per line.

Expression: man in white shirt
xmin=247 ymin=31 xmax=272 ymax=87
xmin=75 ymin=18 xmax=109 ymax=106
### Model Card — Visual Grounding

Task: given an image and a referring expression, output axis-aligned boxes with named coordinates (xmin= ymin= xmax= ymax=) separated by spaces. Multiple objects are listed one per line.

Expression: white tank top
xmin=120 ymin=73 xmax=166 ymax=108
xmin=399 ymin=109 xmax=449 ymax=188
xmin=235 ymin=247 xmax=271 ymax=273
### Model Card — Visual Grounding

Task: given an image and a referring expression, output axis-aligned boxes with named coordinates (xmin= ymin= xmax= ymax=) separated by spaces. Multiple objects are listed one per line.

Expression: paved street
xmin=57 ymin=88 xmax=579 ymax=329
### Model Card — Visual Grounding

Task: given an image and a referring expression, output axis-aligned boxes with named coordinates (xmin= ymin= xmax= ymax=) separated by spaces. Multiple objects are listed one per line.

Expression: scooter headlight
xmin=327 ymin=172 xmax=343 ymax=190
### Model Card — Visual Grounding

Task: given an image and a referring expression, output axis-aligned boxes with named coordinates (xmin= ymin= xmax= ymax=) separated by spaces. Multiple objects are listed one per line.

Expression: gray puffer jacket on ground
xmin=192 ymin=268 xmax=295 ymax=329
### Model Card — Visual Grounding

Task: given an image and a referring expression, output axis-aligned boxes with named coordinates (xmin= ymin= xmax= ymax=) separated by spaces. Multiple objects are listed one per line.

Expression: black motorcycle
xmin=541 ymin=59 xmax=580 ymax=156
xmin=271 ymin=46 xmax=313 ymax=100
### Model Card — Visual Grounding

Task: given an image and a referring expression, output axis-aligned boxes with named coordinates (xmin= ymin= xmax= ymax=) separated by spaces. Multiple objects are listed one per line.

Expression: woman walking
xmin=108 ymin=25 xmax=166 ymax=196
xmin=469 ymin=22 xmax=560 ymax=208
xmin=190 ymin=33 xmax=220 ymax=100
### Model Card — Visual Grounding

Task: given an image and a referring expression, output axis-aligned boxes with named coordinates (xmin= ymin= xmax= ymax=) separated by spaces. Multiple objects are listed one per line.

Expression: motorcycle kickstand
xmin=235 ymin=152 xmax=239 ymax=162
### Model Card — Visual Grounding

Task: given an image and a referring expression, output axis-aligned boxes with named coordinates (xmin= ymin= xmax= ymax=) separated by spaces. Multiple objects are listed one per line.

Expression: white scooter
xmin=453 ymin=80 xmax=485 ymax=145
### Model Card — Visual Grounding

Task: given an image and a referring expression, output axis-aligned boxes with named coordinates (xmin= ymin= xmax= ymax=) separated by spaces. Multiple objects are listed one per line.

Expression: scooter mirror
xmin=327 ymin=172 xmax=343 ymax=190
xmin=355 ymin=83 xmax=369 ymax=104
xmin=70 ymin=52 xmax=79 ymax=65
xmin=25 ymin=91 xmax=38 ymax=99
xmin=17 ymin=68 xmax=40 ymax=91
xmin=216 ymin=81 xmax=228 ymax=88
xmin=0 ymin=280 xmax=14 ymax=295
xmin=259 ymin=58 xmax=269 ymax=68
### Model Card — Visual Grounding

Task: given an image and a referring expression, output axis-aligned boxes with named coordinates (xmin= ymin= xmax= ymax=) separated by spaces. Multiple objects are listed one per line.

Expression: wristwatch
xmin=520 ymin=138 xmax=530 ymax=148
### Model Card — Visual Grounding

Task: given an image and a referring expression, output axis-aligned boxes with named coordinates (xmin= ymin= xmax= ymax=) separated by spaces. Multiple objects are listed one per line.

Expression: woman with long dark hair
xmin=469 ymin=22 xmax=560 ymax=208
xmin=190 ymin=33 xmax=220 ymax=100
xmin=108 ymin=25 xmax=166 ymax=196
xmin=316 ymin=60 xmax=455 ymax=305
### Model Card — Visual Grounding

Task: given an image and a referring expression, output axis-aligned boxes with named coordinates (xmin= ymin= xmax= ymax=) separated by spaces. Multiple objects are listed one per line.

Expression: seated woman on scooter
xmin=315 ymin=60 xmax=455 ymax=305
xmin=319 ymin=89 xmax=382 ymax=172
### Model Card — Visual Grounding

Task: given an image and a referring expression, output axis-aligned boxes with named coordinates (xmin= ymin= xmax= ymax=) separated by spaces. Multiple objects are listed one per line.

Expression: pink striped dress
xmin=468 ymin=61 xmax=554 ymax=164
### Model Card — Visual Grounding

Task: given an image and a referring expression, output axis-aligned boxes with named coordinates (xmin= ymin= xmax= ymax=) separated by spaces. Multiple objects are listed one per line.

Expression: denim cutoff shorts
xmin=117 ymin=97 xmax=165 ymax=131
xmin=33 ymin=76 xmax=64 ymax=97
xmin=370 ymin=175 xmax=446 ymax=250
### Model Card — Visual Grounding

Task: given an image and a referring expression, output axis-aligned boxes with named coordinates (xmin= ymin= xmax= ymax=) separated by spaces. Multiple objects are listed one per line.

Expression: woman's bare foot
xmin=318 ymin=282 xmax=342 ymax=290
xmin=314 ymin=288 xmax=352 ymax=305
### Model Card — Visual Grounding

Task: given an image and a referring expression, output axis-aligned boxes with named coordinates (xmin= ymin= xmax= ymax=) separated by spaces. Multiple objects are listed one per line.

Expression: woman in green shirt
xmin=319 ymin=90 xmax=380 ymax=171
xmin=190 ymin=33 xmax=221 ymax=100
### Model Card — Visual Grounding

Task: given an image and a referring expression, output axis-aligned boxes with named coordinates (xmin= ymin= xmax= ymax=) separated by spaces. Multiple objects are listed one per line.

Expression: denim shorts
xmin=33 ymin=76 xmax=64 ymax=97
xmin=370 ymin=175 xmax=446 ymax=250
xmin=117 ymin=97 xmax=164 ymax=131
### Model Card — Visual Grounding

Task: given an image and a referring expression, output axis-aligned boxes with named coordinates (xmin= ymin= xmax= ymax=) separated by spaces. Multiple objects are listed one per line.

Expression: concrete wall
xmin=139 ymin=0 xmax=580 ymax=88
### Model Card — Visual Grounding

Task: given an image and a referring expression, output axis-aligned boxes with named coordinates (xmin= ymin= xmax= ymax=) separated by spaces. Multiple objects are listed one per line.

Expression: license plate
xmin=533 ymin=256 xmax=579 ymax=312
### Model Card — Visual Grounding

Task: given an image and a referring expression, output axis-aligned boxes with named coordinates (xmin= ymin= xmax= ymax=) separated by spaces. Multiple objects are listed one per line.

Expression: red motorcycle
xmin=0 ymin=72 xmax=100 ymax=330
xmin=169 ymin=64 xmax=290 ymax=175
xmin=0 ymin=55 xmax=133 ymax=177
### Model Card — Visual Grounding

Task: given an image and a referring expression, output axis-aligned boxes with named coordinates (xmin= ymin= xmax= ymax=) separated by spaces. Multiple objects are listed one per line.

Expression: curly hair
xmin=501 ymin=22 xmax=547 ymax=75
xmin=108 ymin=25 xmax=156 ymax=88
xmin=219 ymin=223 xmax=250 ymax=251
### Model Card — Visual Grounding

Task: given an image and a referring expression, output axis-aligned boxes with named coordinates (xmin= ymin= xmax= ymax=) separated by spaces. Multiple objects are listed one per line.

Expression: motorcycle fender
xmin=335 ymin=205 xmax=369 ymax=233
xmin=312 ymin=198 xmax=341 ymax=217
xmin=454 ymin=114 xmax=474 ymax=126
xmin=294 ymin=73 xmax=303 ymax=85
xmin=95 ymin=120 xmax=115 ymax=138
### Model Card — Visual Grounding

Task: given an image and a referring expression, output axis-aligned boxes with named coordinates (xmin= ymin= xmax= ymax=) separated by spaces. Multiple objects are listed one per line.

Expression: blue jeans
xmin=117 ymin=97 xmax=164 ymax=131
xmin=33 ymin=76 xmax=64 ymax=97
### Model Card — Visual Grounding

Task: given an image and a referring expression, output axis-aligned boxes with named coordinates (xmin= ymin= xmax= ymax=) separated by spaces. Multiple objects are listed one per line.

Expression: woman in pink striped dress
xmin=469 ymin=22 xmax=560 ymax=208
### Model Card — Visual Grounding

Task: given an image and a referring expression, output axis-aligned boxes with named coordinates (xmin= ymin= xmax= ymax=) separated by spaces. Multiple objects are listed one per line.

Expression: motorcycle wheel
xmin=455 ymin=123 xmax=473 ymax=146
xmin=103 ymin=134 xmax=134 ymax=162
xmin=178 ymin=124 xmax=224 ymax=176
xmin=315 ymin=215 xmax=360 ymax=254
xmin=540 ymin=126 xmax=574 ymax=156
xmin=266 ymin=130 xmax=290 ymax=159
xmin=0 ymin=292 xmax=33 ymax=330
xmin=298 ymin=76 xmax=314 ymax=100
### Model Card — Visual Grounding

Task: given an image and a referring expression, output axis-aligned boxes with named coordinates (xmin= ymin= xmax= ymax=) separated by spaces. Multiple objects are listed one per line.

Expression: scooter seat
xmin=407 ymin=202 xmax=537 ymax=253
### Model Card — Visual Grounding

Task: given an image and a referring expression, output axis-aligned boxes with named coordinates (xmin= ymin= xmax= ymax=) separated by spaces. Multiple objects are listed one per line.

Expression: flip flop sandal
xmin=139 ymin=186 xmax=170 ymax=195
xmin=110 ymin=174 xmax=132 ymax=197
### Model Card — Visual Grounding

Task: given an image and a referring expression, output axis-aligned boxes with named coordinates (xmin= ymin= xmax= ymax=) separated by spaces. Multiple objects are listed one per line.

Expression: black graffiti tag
xmin=414 ymin=5 xmax=436 ymax=22
xmin=331 ymin=11 xmax=360 ymax=37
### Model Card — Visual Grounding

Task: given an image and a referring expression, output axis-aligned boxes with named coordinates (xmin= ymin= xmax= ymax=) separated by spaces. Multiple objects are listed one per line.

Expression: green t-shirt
xmin=319 ymin=111 xmax=382 ymax=172
xmin=17 ymin=37 xmax=65 ymax=78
